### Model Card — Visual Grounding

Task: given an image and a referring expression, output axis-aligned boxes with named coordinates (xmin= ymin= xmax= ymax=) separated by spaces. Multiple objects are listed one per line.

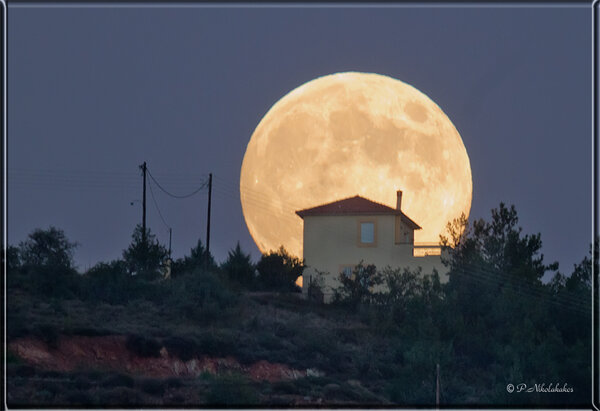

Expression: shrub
xmin=100 ymin=386 xmax=142 ymax=405
xmin=82 ymin=260 xmax=132 ymax=304
xmin=32 ymin=324 xmax=60 ymax=349
xmin=18 ymin=226 xmax=77 ymax=270
xmin=126 ymin=335 xmax=162 ymax=358
xmin=102 ymin=373 xmax=135 ymax=388
xmin=122 ymin=224 xmax=168 ymax=279
xmin=255 ymin=246 xmax=303 ymax=292
xmin=332 ymin=262 xmax=381 ymax=308
xmin=13 ymin=364 xmax=36 ymax=378
xmin=73 ymin=378 xmax=93 ymax=390
xmin=206 ymin=375 xmax=258 ymax=405
xmin=17 ymin=264 xmax=81 ymax=300
xmin=198 ymin=330 xmax=238 ymax=357
xmin=172 ymin=239 xmax=218 ymax=276
xmin=166 ymin=270 xmax=239 ymax=324
xmin=64 ymin=390 xmax=94 ymax=405
xmin=5 ymin=350 xmax=23 ymax=365
xmin=6 ymin=245 xmax=21 ymax=272
xmin=272 ymin=381 xmax=300 ymax=395
xmin=163 ymin=336 xmax=198 ymax=361
xmin=165 ymin=377 xmax=183 ymax=388
xmin=138 ymin=378 xmax=165 ymax=396
xmin=221 ymin=242 xmax=255 ymax=287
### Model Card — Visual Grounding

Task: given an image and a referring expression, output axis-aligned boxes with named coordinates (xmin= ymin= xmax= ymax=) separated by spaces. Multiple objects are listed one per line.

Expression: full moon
xmin=240 ymin=72 xmax=472 ymax=258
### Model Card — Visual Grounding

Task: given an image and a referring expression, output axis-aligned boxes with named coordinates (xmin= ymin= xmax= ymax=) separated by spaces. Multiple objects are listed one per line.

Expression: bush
xmin=64 ymin=390 xmax=94 ymax=405
xmin=6 ymin=245 xmax=21 ymax=272
xmin=13 ymin=364 xmax=36 ymax=378
xmin=18 ymin=226 xmax=78 ymax=270
xmin=255 ymin=246 xmax=303 ymax=292
xmin=100 ymin=386 xmax=142 ymax=405
xmin=221 ymin=242 xmax=255 ymax=287
xmin=14 ymin=264 xmax=81 ymax=300
xmin=32 ymin=324 xmax=60 ymax=349
xmin=82 ymin=260 xmax=130 ymax=303
xmin=165 ymin=377 xmax=183 ymax=388
xmin=138 ymin=378 xmax=165 ymax=396
xmin=198 ymin=330 xmax=238 ymax=357
xmin=206 ymin=375 xmax=258 ymax=405
xmin=6 ymin=350 xmax=23 ymax=365
xmin=166 ymin=270 xmax=239 ymax=324
xmin=126 ymin=335 xmax=162 ymax=358
xmin=172 ymin=239 xmax=217 ymax=276
xmin=102 ymin=373 xmax=135 ymax=388
xmin=122 ymin=224 xmax=168 ymax=279
xmin=332 ymin=262 xmax=381 ymax=308
xmin=163 ymin=336 xmax=199 ymax=361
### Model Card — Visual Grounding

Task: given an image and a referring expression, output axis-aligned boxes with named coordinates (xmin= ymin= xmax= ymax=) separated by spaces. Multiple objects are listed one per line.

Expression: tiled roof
xmin=295 ymin=195 xmax=421 ymax=229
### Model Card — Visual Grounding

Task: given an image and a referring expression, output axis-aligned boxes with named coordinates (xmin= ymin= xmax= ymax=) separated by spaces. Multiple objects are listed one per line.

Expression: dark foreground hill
xmin=5 ymin=204 xmax=594 ymax=407
xmin=7 ymin=282 xmax=394 ymax=407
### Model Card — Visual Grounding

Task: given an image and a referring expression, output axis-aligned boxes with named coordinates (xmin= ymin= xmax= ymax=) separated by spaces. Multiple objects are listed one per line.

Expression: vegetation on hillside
xmin=4 ymin=203 xmax=595 ymax=407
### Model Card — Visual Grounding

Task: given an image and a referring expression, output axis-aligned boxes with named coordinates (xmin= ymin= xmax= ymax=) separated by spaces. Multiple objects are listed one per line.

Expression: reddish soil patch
xmin=8 ymin=335 xmax=306 ymax=382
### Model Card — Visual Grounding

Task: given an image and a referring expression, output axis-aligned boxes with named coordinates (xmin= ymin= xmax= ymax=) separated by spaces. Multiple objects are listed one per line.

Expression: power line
xmin=444 ymin=260 xmax=592 ymax=316
xmin=146 ymin=167 xmax=208 ymax=199
xmin=214 ymin=183 xmax=591 ymax=315
xmin=147 ymin=175 xmax=171 ymax=231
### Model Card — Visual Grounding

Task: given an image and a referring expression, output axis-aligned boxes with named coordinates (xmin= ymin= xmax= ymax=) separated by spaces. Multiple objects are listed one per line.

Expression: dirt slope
xmin=8 ymin=335 xmax=308 ymax=382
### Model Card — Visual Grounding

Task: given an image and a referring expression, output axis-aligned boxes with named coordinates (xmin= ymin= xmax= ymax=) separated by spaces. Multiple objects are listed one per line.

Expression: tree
xmin=171 ymin=239 xmax=217 ymax=276
xmin=255 ymin=246 xmax=303 ymax=291
xmin=185 ymin=239 xmax=217 ymax=272
xmin=6 ymin=245 xmax=21 ymax=272
xmin=333 ymin=262 xmax=382 ymax=307
xmin=122 ymin=224 xmax=168 ymax=279
xmin=18 ymin=226 xmax=78 ymax=270
xmin=442 ymin=203 xmax=558 ymax=284
xmin=440 ymin=203 xmax=559 ymax=325
xmin=221 ymin=242 xmax=255 ymax=287
xmin=9 ymin=227 xmax=80 ymax=298
xmin=547 ymin=244 xmax=594 ymax=344
xmin=436 ymin=203 xmax=593 ymax=400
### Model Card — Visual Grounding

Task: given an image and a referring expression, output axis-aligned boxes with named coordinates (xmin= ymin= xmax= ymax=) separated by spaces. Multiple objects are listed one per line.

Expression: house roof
xmin=295 ymin=195 xmax=421 ymax=230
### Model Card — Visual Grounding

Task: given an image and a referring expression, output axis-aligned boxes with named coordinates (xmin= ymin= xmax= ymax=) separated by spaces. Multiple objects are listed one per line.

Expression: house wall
xmin=301 ymin=214 xmax=449 ymax=301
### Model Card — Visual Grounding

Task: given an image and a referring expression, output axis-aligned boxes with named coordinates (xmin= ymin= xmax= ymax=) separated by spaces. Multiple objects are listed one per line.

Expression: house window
xmin=340 ymin=265 xmax=354 ymax=278
xmin=357 ymin=219 xmax=377 ymax=247
xmin=361 ymin=222 xmax=374 ymax=243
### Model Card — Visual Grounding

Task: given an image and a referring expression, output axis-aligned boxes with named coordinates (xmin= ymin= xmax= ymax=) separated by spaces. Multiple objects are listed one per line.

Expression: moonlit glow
xmin=240 ymin=72 xmax=472 ymax=258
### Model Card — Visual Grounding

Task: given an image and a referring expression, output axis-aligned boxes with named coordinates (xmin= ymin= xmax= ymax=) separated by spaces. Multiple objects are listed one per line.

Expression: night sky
xmin=8 ymin=4 xmax=591 ymax=279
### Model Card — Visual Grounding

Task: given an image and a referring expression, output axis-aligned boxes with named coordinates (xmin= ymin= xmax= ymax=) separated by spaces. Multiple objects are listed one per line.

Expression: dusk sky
xmin=8 ymin=4 xmax=591 ymax=279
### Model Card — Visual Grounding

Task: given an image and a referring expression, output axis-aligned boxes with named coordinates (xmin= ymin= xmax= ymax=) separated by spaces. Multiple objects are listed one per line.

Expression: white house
xmin=296 ymin=191 xmax=449 ymax=301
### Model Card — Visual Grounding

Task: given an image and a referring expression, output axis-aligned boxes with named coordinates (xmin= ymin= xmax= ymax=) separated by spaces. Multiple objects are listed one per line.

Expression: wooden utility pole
xmin=205 ymin=173 xmax=212 ymax=270
xmin=168 ymin=228 xmax=172 ymax=258
xmin=140 ymin=161 xmax=147 ymax=244
xmin=436 ymin=363 xmax=440 ymax=408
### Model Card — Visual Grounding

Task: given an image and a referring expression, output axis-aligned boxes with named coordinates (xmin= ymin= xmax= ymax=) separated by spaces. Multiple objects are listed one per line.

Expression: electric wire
xmin=215 ymin=175 xmax=592 ymax=313
xmin=8 ymin=168 xmax=207 ymax=192
xmin=8 ymin=168 xmax=592 ymax=316
xmin=443 ymin=259 xmax=592 ymax=315
xmin=146 ymin=167 xmax=208 ymax=199
xmin=216 ymin=182 xmax=592 ymax=315
xmin=147 ymin=176 xmax=171 ymax=232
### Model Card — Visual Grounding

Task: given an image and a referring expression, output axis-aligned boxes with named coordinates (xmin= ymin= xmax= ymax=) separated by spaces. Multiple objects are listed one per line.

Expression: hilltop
xmin=5 ymin=203 xmax=594 ymax=407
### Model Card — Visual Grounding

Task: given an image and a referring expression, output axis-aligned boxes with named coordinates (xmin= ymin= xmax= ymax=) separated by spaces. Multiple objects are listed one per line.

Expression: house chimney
xmin=396 ymin=190 xmax=403 ymax=211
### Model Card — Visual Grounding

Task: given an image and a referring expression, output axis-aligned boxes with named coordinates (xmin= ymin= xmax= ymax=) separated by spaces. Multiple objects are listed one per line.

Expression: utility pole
xmin=205 ymin=173 xmax=212 ymax=271
xmin=436 ymin=363 xmax=440 ymax=409
xmin=168 ymin=228 xmax=172 ymax=258
xmin=140 ymin=161 xmax=147 ymax=244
